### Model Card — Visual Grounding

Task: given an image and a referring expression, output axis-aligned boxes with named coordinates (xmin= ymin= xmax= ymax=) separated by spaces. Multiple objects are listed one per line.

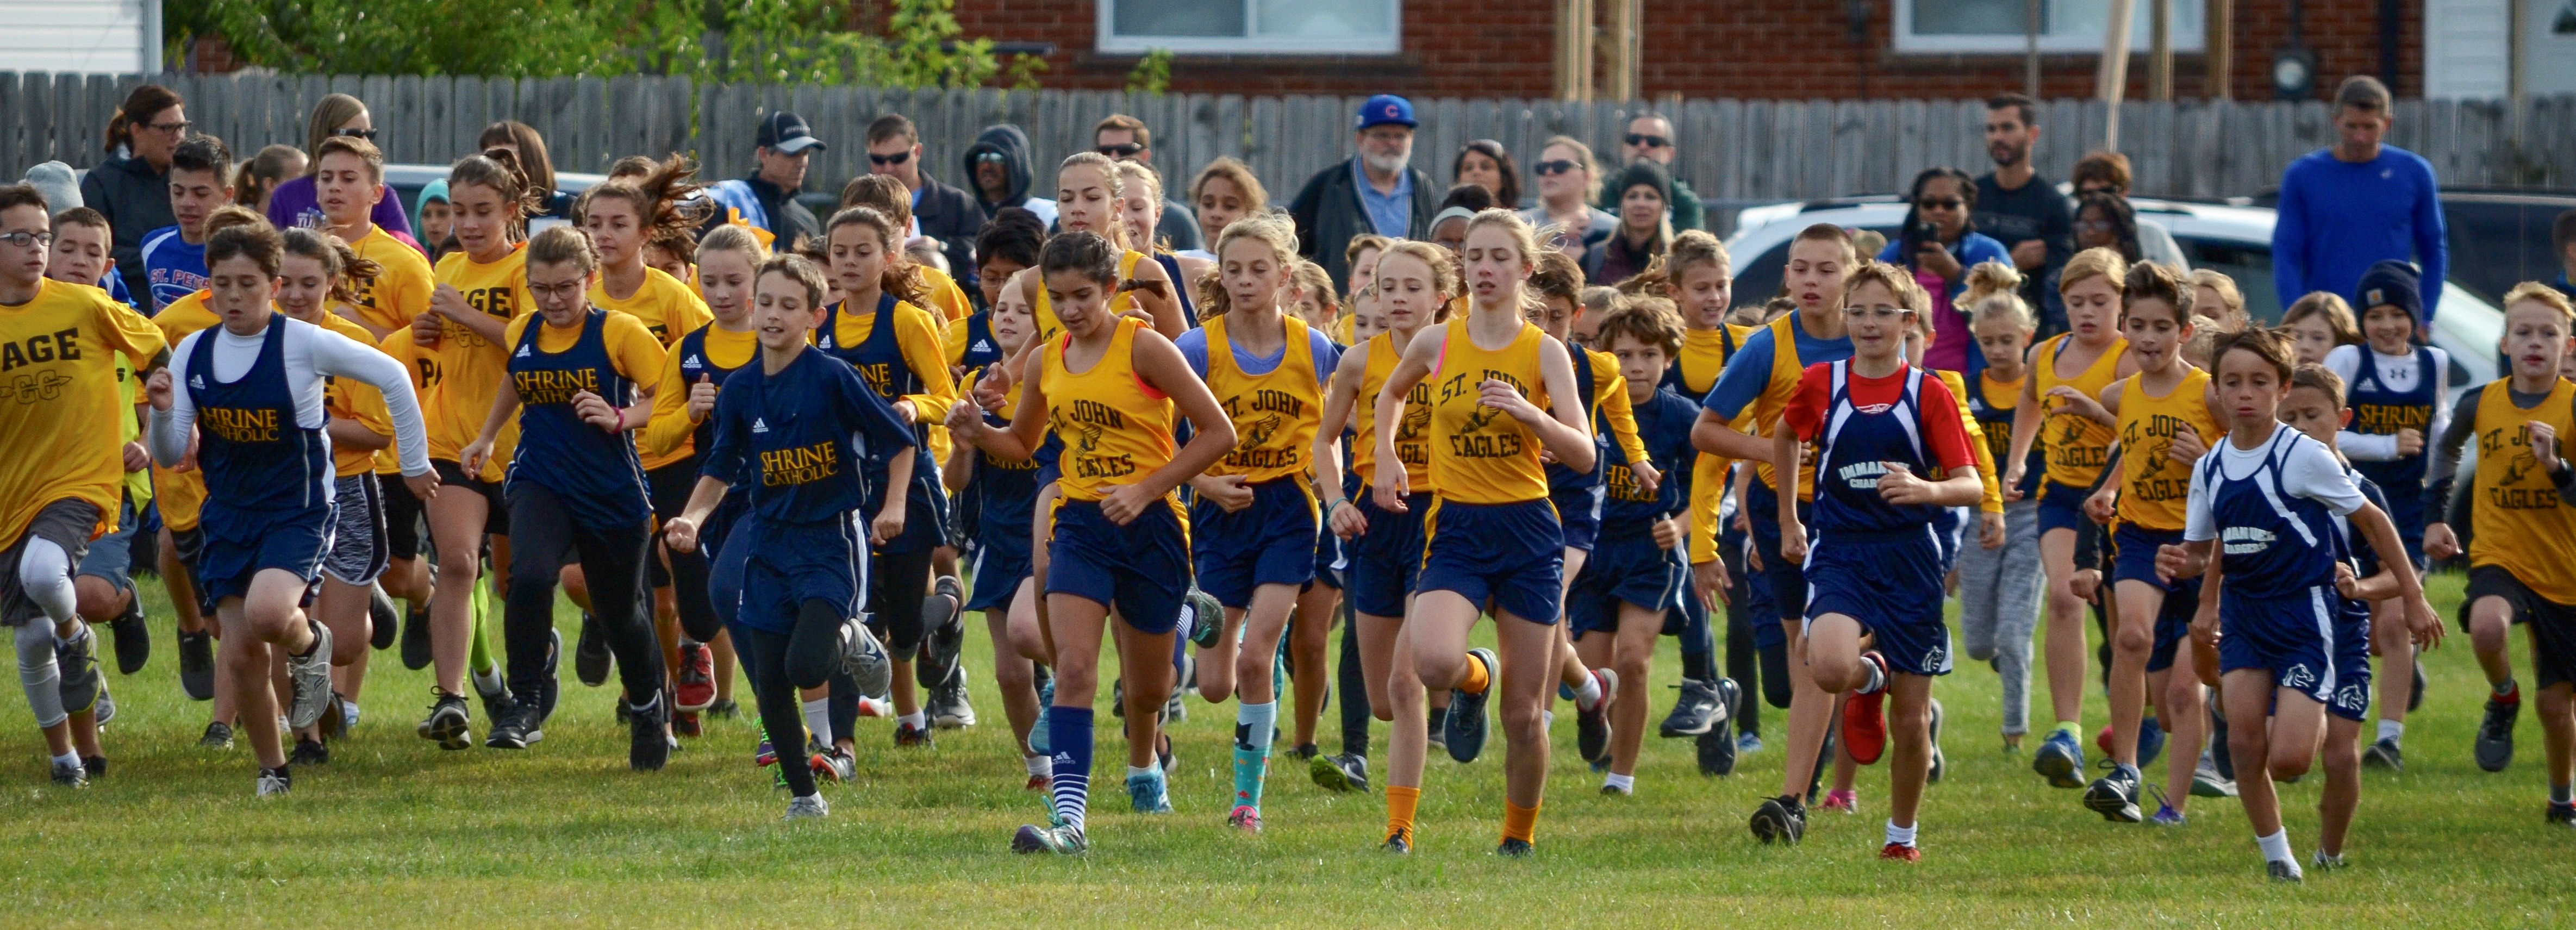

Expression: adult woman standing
xmin=82 ymin=84 xmax=188 ymax=300
xmin=2072 ymin=192 xmax=2144 ymax=263
xmin=479 ymin=121 xmax=576 ymax=220
xmin=1589 ymin=161 xmax=1673 ymax=285
xmin=1876 ymin=167 xmax=2010 ymax=373
xmin=1452 ymin=140 xmax=1523 ymax=211
xmin=1520 ymin=137 xmax=1617 ymax=259
xmin=266 ymin=94 xmax=417 ymax=245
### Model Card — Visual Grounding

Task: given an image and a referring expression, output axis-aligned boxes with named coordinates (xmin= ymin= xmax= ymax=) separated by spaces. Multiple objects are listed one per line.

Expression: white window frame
xmin=1095 ymin=0 xmax=1402 ymax=55
xmin=1892 ymin=0 xmax=2207 ymax=54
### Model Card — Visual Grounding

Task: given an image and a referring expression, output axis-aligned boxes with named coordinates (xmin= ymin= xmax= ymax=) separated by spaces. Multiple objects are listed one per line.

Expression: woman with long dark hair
xmin=2072 ymin=191 xmax=2143 ymax=263
xmin=265 ymin=93 xmax=419 ymax=244
xmin=82 ymin=84 xmax=188 ymax=299
xmin=1876 ymin=167 xmax=2010 ymax=373
xmin=1452 ymin=140 xmax=1523 ymax=211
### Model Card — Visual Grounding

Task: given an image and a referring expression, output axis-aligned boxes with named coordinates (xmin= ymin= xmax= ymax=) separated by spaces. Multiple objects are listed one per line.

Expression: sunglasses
xmin=869 ymin=151 xmax=913 ymax=166
xmin=1624 ymin=133 xmax=1669 ymax=148
xmin=974 ymin=152 xmax=1007 ymax=164
xmin=1534 ymin=159 xmax=1581 ymax=176
xmin=333 ymin=128 xmax=378 ymax=141
xmin=1917 ymin=197 xmax=1964 ymax=210
xmin=1096 ymin=142 xmax=1144 ymax=158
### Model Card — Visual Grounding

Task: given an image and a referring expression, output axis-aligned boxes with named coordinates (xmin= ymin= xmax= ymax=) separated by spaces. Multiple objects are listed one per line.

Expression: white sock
xmin=1025 ymin=753 xmax=1053 ymax=779
xmin=899 ymin=710 xmax=927 ymax=730
xmin=1862 ymin=657 xmax=1887 ymax=695
xmin=55 ymin=624 xmax=87 ymax=648
xmin=471 ymin=664 xmax=506 ymax=697
xmin=801 ymin=698 xmax=833 ymax=747
xmin=2255 ymin=828 xmax=2293 ymax=863
xmin=1886 ymin=820 xmax=1918 ymax=847
xmin=2377 ymin=719 xmax=2404 ymax=744
xmin=1602 ymin=772 xmax=1635 ymax=793
xmin=52 ymin=751 xmax=79 ymax=769
xmin=1573 ymin=671 xmax=1604 ymax=711
xmin=1540 ymin=709 xmax=1554 ymax=729
xmin=1127 ymin=764 xmax=1156 ymax=779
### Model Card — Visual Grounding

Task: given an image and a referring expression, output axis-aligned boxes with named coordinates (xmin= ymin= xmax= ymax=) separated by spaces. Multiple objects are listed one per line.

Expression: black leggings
xmin=504 ymin=484 xmax=663 ymax=705
xmin=1336 ymin=600 xmax=1370 ymax=756
xmin=739 ymin=598 xmax=846 ymax=797
xmin=869 ymin=546 xmax=934 ymax=663
xmin=666 ymin=544 xmax=721 ymax=642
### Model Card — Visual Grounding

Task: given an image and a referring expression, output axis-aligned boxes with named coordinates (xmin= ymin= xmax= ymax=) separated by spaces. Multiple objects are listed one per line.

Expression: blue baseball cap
xmin=1356 ymin=95 xmax=1417 ymax=131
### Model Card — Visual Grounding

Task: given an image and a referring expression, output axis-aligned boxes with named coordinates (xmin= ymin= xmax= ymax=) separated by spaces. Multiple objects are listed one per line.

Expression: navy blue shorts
xmin=739 ymin=515 xmax=868 ymax=635
xmin=965 ymin=539 xmax=1031 ymax=613
xmin=1419 ymin=497 xmax=1563 ymax=625
xmin=1346 ymin=493 xmax=1426 ymax=618
xmin=1309 ymin=523 xmax=1344 ymax=590
xmin=2328 ymin=596 xmax=2374 ymax=722
xmin=2036 ymin=479 xmax=2091 ymax=538
xmin=1744 ymin=479 xmax=1809 ymax=625
xmin=1551 ymin=484 xmax=1604 ymax=553
xmin=2111 ymin=524 xmax=2200 ymax=672
xmin=1568 ymin=533 xmax=1680 ymax=636
xmin=2217 ymin=585 xmax=2338 ymax=707
xmin=1804 ymin=529 xmax=1951 ymax=677
xmin=194 ymin=502 xmax=329 ymax=611
xmin=1189 ymin=478 xmax=1317 ymax=608
xmin=1047 ymin=496 xmax=1190 ymax=635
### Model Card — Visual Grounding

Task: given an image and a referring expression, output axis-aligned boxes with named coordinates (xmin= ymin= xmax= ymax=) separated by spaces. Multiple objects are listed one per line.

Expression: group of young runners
xmin=7 ymin=110 xmax=2576 ymax=881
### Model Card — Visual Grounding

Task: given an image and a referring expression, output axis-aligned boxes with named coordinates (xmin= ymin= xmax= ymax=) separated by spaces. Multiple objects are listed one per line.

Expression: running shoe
xmin=1311 ymin=751 xmax=1369 ymax=792
xmin=1012 ymin=823 xmax=1087 ymax=855
xmin=856 ymin=696 xmax=893 ymax=717
xmin=1600 ymin=779 xmax=1632 ymax=796
xmin=783 ymin=794 xmax=831 ymax=820
xmin=2033 ymin=729 xmax=2086 ymax=789
xmin=2137 ymin=715 xmax=2167 ymax=770
xmin=839 ymin=617 xmax=893 ymax=700
xmin=1750 ymin=795 xmax=1805 ymax=844
xmin=399 ymin=601 xmax=431 ymax=670
xmin=2267 ymin=860 xmax=2303 ymax=883
xmin=2083 ymin=764 xmax=2143 ymax=823
xmin=317 ymin=690 xmax=349 ymax=742
xmin=1738 ymin=732 xmax=1764 ymax=756
xmin=574 ymin=611 xmax=610 ymax=687
xmin=1184 ymin=586 xmax=1224 ymax=650
xmin=1698 ymin=727 xmax=1738 ymax=777
xmin=1426 ymin=706 xmax=1448 ymax=753
xmin=672 ymin=710 xmax=701 ymax=738
xmin=49 ymin=757 xmax=86 ymax=788
xmin=754 ymin=736 xmax=778 ymax=768
xmin=340 ymin=696 xmax=361 ymax=733
xmin=1158 ymin=731 xmax=1176 ymax=775
xmin=1879 ymin=842 xmax=1921 ymax=862
xmin=2363 ymin=736 xmax=2404 ymax=771
xmin=419 ymin=691 xmax=471 ymax=750
xmin=254 ymin=766 xmax=290 ymax=797
xmin=1444 ymin=648 xmax=1496 ymax=764
xmin=919 ymin=580 xmax=964 ymax=690
xmin=2209 ymin=709 xmax=2235 ymax=780
xmin=932 ymin=673 xmax=977 ymax=728
xmin=1660 ymin=677 xmax=1723 ymax=737
xmin=1926 ymin=698 xmax=1947 ymax=785
xmin=813 ymin=747 xmax=856 ymax=782
xmin=1576 ymin=667 xmax=1616 ymax=765
xmin=2190 ymin=760 xmax=2238 ymax=798
xmin=177 ymin=629 xmax=216 ymax=700
xmin=1126 ymin=767 xmax=1172 ymax=814
xmin=2409 ymin=660 xmax=2425 ymax=713
xmin=1290 ymin=743 xmax=1320 ymax=761
xmin=284 ymin=621 xmax=335 ymax=730
xmin=472 ymin=675 xmax=513 ymax=732
xmin=485 ymin=701 xmax=540 ymax=750
xmin=629 ymin=694 xmax=671 ymax=771
xmin=2311 ymin=850 xmax=2346 ymax=870
xmin=109 ymin=592 xmax=148 ymax=675
xmin=200 ymin=720 xmax=234 ymax=750
xmin=2547 ymin=801 xmax=2576 ymax=827
xmin=707 ymin=697 xmax=740 ymax=719
xmin=93 ymin=683 xmax=115 ymax=727
xmin=368 ymin=585 xmax=397 ymax=651
xmin=1841 ymin=652 xmax=1890 ymax=766
xmin=55 ymin=629 xmax=101 ymax=715
xmin=2477 ymin=695 xmax=2519 ymax=772
xmin=675 ymin=640 xmax=715 ymax=712
xmin=1495 ymin=838 xmax=1532 ymax=857
xmin=1820 ymin=788 xmax=1858 ymax=814
xmin=1381 ymin=826 xmax=1412 ymax=854
xmin=1227 ymin=805 xmax=1263 ymax=833
xmin=895 ymin=721 xmax=935 ymax=748
xmin=80 ymin=755 xmax=105 ymax=780
xmin=289 ymin=737 xmax=330 ymax=766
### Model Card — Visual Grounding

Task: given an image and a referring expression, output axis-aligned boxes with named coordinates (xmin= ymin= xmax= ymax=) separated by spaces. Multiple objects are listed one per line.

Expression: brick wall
xmin=952 ymin=0 xmax=2423 ymax=101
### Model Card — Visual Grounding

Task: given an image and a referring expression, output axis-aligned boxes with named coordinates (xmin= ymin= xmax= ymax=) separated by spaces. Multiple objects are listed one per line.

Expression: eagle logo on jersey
xmin=9 ymin=370 xmax=72 ymax=403
xmin=2282 ymin=664 xmax=2318 ymax=691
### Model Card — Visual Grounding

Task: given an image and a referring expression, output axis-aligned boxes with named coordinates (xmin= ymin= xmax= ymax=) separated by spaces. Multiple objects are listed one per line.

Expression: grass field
xmin=2 ymin=570 xmax=2570 ymax=928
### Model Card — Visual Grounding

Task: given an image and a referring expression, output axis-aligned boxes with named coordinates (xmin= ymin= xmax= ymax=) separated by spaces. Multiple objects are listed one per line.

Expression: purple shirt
xmin=264 ymin=176 xmax=418 ymax=249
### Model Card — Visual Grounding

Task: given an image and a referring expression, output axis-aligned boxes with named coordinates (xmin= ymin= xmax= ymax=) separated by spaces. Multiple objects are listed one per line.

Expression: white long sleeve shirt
xmin=150 ymin=316 xmax=432 ymax=478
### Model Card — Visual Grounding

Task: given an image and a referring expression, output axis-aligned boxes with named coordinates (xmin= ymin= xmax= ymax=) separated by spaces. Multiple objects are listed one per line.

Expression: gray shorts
xmin=2 ymin=499 xmax=100 ymax=627
xmin=323 ymin=474 xmax=387 ymax=586
xmin=73 ymin=491 xmax=140 ymax=595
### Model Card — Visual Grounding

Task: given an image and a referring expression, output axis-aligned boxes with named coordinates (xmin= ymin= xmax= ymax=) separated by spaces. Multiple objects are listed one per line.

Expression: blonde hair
xmin=525 ymin=224 xmax=599 ymax=274
xmin=2059 ymin=246 xmax=2129 ymax=296
xmin=1621 ymin=228 xmax=1729 ymax=299
xmin=695 ymin=223 xmax=769 ymax=265
xmin=1058 ymin=152 xmax=1129 ymax=251
xmin=2291 ymin=362 xmax=2348 ymax=407
xmin=1194 ymin=212 xmax=1301 ymax=319
xmin=1539 ymin=134 xmax=1603 ymax=201
xmin=1289 ymin=260 xmax=1339 ymax=327
xmin=1580 ymin=285 xmax=1621 ymax=317
xmin=1375 ymin=240 xmax=1461 ymax=320
xmin=2283 ymin=291 xmax=2363 ymax=346
xmin=2503 ymin=281 xmax=2576 ymax=322
xmin=279 ymin=227 xmax=382 ymax=307
xmin=1962 ymin=260 xmax=2034 ymax=332
xmin=2188 ymin=269 xmax=2246 ymax=329
xmin=1189 ymin=157 xmax=1269 ymax=219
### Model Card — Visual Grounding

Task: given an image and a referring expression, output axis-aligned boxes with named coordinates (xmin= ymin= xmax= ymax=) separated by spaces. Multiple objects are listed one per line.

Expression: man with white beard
xmin=1287 ymin=94 xmax=1439 ymax=291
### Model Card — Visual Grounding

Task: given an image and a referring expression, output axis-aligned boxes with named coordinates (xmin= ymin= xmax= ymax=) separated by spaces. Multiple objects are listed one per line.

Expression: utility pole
xmin=2100 ymin=0 xmax=2136 ymax=150
xmin=2209 ymin=0 xmax=2232 ymax=99
xmin=2025 ymin=0 xmax=2042 ymax=99
xmin=1555 ymin=0 xmax=1595 ymax=102
xmin=2149 ymin=0 xmax=2173 ymax=101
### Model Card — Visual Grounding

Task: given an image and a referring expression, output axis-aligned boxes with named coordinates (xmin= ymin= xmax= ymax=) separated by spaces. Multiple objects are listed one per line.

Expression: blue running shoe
xmin=2137 ymin=716 xmax=2166 ymax=770
xmin=1031 ymin=678 xmax=1054 ymax=756
xmin=1127 ymin=767 xmax=1172 ymax=814
xmin=1738 ymin=732 xmax=1764 ymax=755
xmin=1444 ymin=648 xmax=1496 ymax=764
xmin=2034 ymin=728 xmax=2086 ymax=789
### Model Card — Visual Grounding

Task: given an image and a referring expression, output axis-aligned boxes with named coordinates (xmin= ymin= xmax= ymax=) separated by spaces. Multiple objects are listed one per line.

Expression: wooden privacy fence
xmin=7 ymin=72 xmax=2573 ymax=209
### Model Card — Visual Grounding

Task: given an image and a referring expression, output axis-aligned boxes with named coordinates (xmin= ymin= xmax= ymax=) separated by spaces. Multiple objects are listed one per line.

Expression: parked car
xmin=1724 ymin=196 xmax=2503 ymax=397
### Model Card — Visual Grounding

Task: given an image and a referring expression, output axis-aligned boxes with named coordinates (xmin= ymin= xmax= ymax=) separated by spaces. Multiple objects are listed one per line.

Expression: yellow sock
xmin=1459 ymin=653 xmax=1489 ymax=695
xmin=1503 ymin=800 xmax=1540 ymax=844
xmin=1386 ymin=785 xmax=1421 ymax=840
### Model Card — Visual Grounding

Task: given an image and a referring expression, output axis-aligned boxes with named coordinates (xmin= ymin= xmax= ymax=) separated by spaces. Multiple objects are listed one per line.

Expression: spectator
xmin=1094 ymin=114 xmax=1203 ymax=252
xmin=80 ymin=84 xmax=186 ymax=300
xmin=141 ymin=134 xmax=235 ymax=313
xmin=478 ymin=120 xmax=576 ymax=220
xmin=1452 ymin=139 xmax=1522 ymax=211
xmin=962 ymin=123 xmax=1053 ymax=229
xmin=264 ymin=93 xmax=417 ymax=245
xmin=1588 ymin=160 xmax=1671 ymax=284
xmin=415 ymin=179 xmax=452 ymax=251
xmin=1186 ymin=157 xmax=1265 ymax=259
xmin=1521 ymin=135 xmax=1616 ymax=257
xmin=1594 ymin=112 xmax=1704 ymax=232
xmin=2550 ymin=209 xmax=2576 ymax=300
xmin=22 ymin=160 xmax=135 ymax=309
xmin=861 ymin=114 xmax=981 ymax=280
xmin=232 ymin=146 xmax=304 ymax=215
xmin=704 ymin=111 xmax=826 ymax=251
xmin=2273 ymin=75 xmax=2449 ymax=321
xmin=2071 ymin=150 xmax=2131 ymax=196
xmin=1427 ymin=184 xmax=1495 ymax=254
xmin=1878 ymin=166 xmax=2010 ymax=372
xmin=2072 ymin=191 xmax=2142 ymax=263
xmin=1287 ymin=94 xmax=1437 ymax=289
xmin=1973 ymin=93 xmax=2074 ymax=334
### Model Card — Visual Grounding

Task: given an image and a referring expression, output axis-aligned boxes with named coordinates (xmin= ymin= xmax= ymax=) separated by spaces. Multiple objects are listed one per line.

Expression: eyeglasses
xmin=333 ymin=128 xmax=378 ymax=141
xmin=869 ymin=151 xmax=912 ymax=166
xmin=1917 ymin=197 xmax=1965 ymax=210
xmin=1624 ymin=133 xmax=1670 ymax=149
xmin=145 ymin=120 xmax=191 ymax=135
xmin=0 ymin=231 xmax=55 ymax=249
xmin=2075 ymin=219 xmax=2113 ymax=232
xmin=1533 ymin=159 xmax=1580 ymax=176
xmin=1096 ymin=143 xmax=1144 ymax=158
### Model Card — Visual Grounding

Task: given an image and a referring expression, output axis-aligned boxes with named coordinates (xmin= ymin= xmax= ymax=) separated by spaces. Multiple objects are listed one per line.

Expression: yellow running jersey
xmin=2113 ymin=368 xmax=2216 ymax=530
xmin=2035 ymin=332 xmax=2126 ymax=491
xmin=1202 ymin=314 xmax=1323 ymax=484
xmin=424 ymin=245 xmax=528 ymax=482
xmin=148 ymin=290 xmax=221 ymax=530
xmin=1032 ymin=250 xmax=1146 ymax=343
xmin=1426 ymin=317 xmax=1554 ymax=505
xmin=1932 ymin=369 xmax=2004 ymax=514
xmin=1043 ymin=317 xmax=1175 ymax=502
xmin=315 ymin=310 xmax=396 ymax=478
xmin=1353 ymin=332 xmax=1435 ymax=495
xmin=2468 ymin=378 xmax=2576 ymax=602
xmin=1677 ymin=324 xmax=1750 ymax=565
xmin=0 ymin=279 xmax=167 ymax=544
xmin=346 ymin=225 xmax=435 ymax=336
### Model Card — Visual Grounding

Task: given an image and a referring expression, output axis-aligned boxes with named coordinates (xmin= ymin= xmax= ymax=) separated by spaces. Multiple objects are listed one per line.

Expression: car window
xmin=2172 ymin=236 xmax=2283 ymax=322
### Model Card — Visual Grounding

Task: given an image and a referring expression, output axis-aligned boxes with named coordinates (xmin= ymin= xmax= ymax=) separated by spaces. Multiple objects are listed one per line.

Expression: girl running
xmin=1776 ymin=261 xmax=1985 ymax=861
xmin=1372 ymin=209 xmax=1598 ymax=856
xmin=2326 ymin=260 xmax=2445 ymax=768
xmin=1955 ymin=263 xmax=2045 ymax=753
xmin=663 ymin=253 xmax=919 ymax=821
xmin=950 ymin=230 xmax=1234 ymax=855
xmin=147 ymin=222 xmax=434 ymax=794
xmin=1014 ymin=153 xmax=1183 ymax=342
xmin=2003 ymin=246 xmax=2137 ymax=787
xmin=1113 ymin=160 xmax=1207 ymax=319
xmin=946 ymin=269 xmax=1051 ymax=789
xmin=1173 ymin=213 xmax=1338 ymax=832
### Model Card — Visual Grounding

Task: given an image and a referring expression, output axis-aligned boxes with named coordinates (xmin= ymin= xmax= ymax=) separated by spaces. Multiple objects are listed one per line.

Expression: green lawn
xmin=2 ymin=570 xmax=2569 ymax=928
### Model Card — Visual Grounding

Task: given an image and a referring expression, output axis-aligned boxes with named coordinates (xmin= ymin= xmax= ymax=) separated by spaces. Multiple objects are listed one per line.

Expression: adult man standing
xmin=1288 ymin=95 xmax=1437 ymax=289
xmin=1972 ymin=93 xmax=2074 ymax=333
xmin=1595 ymin=112 xmax=1703 ymax=233
xmin=2273 ymin=76 xmax=2450 ymax=321
xmin=703 ymin=111 xmax=825 ymax=251
xmin=1094 ymin=114 xmax=1202 ymax=252
xmin=869 ymin=115 xmax=981 ymax=274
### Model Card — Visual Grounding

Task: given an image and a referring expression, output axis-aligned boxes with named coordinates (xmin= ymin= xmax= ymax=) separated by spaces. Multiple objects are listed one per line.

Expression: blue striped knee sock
xmin=1050 ymin=707 xmax=1094 ymax=832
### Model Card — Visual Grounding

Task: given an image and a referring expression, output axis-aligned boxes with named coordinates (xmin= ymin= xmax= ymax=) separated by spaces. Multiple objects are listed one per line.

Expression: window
xmin=1894 ymin=0 xmax=2206 ymax=54
xmin=1097 ymin=0 xmax=1400 ymax=55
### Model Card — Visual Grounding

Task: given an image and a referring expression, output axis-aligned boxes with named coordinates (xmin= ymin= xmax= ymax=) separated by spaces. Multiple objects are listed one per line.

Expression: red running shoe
xmin=1880 ymin=842 xmax=1920 ymax=862
xmin=675 ymin=641 xmax=715 ymax=712
xmin=1842 ymin=652 xmax=1890 ymax=766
